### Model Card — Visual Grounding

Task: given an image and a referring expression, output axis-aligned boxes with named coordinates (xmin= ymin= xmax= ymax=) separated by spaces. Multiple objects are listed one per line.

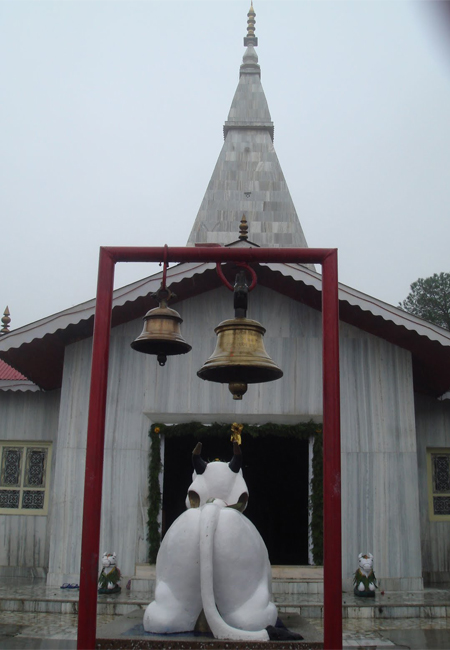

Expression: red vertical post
xmin=77 ymin=248 xmax=115 ymax=650
xmin=322 ymin=250 xmax=342 ymax=650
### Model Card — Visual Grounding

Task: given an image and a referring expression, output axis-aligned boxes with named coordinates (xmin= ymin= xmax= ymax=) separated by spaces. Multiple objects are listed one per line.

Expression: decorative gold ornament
xmin=239 ymin=215 xmax=248 ymax=241
xmin=230 ymin=423 xmax=243 ymax=445
xmin=244 ymin=2 xmax=258 ymax=47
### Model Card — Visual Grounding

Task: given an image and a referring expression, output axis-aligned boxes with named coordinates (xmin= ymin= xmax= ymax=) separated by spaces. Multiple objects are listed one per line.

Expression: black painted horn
xmin=228 ymin=441 xmax=242 ymax=473
xmin=192 ymin=442 xmax=207 ymax=475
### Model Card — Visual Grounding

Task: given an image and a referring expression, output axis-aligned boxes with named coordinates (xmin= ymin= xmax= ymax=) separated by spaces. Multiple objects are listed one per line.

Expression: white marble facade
xmin=0 ymin=389 xmax=60 ymax=574
xmin=414 ymin=393 xmax=450 ymax=584
xmin=44 ymin=285 xmax=424 ymax=590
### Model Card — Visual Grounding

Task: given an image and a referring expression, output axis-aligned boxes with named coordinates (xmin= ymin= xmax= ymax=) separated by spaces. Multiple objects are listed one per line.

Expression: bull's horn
xmin=228 ymin=441 xmax=242 ymax=473
xmin=192 ymin=442 xmax=207 ymax=475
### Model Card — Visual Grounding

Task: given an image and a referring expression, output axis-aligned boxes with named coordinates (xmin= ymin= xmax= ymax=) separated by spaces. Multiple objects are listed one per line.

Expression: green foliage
xmin=148 ymin=428 xmax=162 ymax=564
xmin=310 ymin=432 xmax=323 ymax=565
xmin=399 ymin=272 xmax=450 ymax=330
xmin=148 ymin=422 xmax=324 ymax=565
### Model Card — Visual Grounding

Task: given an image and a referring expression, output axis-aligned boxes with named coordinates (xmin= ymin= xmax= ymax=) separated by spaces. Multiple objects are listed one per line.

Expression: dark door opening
xmin=162 ymin=434 xmax=310 ymax=565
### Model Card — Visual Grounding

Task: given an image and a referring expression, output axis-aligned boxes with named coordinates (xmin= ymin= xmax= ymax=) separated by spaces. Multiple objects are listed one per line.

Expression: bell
xmin=197 ymin=317 xmax=283 ymax=400
xmin=131 ymin=288 xmax=191 ymax=366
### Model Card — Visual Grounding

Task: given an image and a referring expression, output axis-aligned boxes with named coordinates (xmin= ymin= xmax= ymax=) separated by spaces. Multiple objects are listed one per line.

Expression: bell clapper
xmin=229 ymin=382 xmax=248 ymax=400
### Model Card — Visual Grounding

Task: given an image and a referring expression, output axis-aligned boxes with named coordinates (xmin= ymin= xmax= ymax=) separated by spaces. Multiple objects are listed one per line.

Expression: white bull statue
xmin=144 ymin=441 xmax=302 ymax=642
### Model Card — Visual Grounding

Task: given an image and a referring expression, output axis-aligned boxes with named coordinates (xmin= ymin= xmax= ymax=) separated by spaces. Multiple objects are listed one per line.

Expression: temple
xmin=1 ymin=4 xmax=450 ymax=595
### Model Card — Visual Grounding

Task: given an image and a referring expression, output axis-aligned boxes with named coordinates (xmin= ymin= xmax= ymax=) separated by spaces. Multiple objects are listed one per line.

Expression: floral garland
xmin=98 ymin=566 xmax=121 ymax=590
xmin=353 ymin=568 xmax=377 ymax=592
xmin=148 ymin=421 xmax=323 ymax=565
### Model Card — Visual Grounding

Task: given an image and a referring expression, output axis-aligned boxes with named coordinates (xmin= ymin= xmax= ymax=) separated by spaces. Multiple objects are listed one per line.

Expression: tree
xmin=399 ymin=272 xmax=450 ymax=331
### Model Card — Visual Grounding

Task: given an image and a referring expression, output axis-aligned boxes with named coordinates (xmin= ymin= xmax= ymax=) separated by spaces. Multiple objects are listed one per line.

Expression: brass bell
xmin=197 ymin=269 xmax=283 ymax=399
xmin=131 ymin=287 xmax=191 ymax=366
xmin=197 ymin=317 xmax=283 ymax=399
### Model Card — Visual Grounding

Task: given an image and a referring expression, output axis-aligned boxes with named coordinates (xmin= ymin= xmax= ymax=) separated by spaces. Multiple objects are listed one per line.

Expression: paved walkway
xmin=1 ymin=610 xmax=450 ymax=649
xmin=0 ymin=579 xmax=449 ymax=648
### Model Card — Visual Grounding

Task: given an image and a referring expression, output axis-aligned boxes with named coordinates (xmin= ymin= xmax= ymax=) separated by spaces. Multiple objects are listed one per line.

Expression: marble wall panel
xmin=414 ymin=394 xmax=450 ymax=579
xmin=0 ymin=389 xmax=60 ymax=571
xmin=47 ymin=446 xmax=87 ymax=583
xmin=0 ymin=390 xmax=60 ymax=440
xmin=0 ymin=514 xmax=47 ymax=567
xmin=47 ymin=328 xmax=151 ymax=584
xmin=339 ymin=331 xmax=416 ymax=453
xmin=99 ymin=446 xmax=150 ymax=575
xmin=341 ymin=451 xmax=422 ymax=589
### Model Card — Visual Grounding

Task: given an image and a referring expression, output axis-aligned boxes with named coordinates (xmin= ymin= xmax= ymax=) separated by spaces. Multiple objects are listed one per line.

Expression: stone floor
xmin=0 ymin=609 xmax=450 ymax=648
xmin=0 ymin=580 xmax=449 ymax=648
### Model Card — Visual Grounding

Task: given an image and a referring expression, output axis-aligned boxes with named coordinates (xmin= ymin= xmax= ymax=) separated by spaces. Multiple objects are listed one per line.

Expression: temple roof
xmin=187 ymin=5 xmax=309 ymax=249
xmin=2 ymin=258 xmax=450 ymax=396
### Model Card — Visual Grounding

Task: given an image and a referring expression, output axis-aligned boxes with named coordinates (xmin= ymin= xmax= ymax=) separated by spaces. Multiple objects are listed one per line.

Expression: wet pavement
xmin=0 ymin=578 xmax=449 ymax=649
xmin=0 ymin=609 xmax=449 ymax=649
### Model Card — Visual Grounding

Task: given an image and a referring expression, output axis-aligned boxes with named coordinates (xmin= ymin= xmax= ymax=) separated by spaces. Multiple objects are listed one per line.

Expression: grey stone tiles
xmin=0 ymin=580 xmax=450 ymax=648
xmin=187 ymin=45 xmax=309 ymax=249
xmin=1 ymin=611 xmax=449 ymax=648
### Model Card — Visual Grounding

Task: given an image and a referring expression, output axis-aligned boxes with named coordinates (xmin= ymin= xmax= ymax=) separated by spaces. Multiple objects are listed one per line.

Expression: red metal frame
xmin=77 ymin=246 xmax=342 ymax=650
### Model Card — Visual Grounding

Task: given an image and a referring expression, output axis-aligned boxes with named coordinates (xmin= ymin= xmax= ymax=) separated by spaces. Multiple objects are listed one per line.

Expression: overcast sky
xmin=2 ymin=0 xmax=450 ymax=330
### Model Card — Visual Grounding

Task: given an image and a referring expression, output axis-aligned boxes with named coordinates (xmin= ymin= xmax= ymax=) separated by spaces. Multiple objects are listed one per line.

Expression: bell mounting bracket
xmin=216 ymin=262 xmax=257 ymax=318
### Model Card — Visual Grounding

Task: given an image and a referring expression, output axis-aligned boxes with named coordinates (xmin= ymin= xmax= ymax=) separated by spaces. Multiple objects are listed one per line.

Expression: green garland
xmin=148 ymin=422 xmax=323 ymax=565
xmin=148 ymin=429 xmax=162 ymax=563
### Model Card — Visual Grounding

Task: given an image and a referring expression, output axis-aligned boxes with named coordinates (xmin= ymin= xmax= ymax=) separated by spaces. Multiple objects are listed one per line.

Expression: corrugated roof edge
xmin=0 ymin=260 xmax=449 ymax=355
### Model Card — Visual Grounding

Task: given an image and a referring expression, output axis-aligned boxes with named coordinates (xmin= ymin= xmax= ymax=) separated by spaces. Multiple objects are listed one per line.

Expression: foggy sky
xmin=2 ymin=1 xmax=450 ymax=329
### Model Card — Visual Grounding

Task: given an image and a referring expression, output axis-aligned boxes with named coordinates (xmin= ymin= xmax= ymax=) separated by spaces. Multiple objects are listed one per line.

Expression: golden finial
xmin=239 ymin=214 xmax=249 ymax=241
xmin=244 ymin=2 xmax=258 ymax=47
xmin=230 ymin=423 xmax=243 ymax=446
xmin=1 ymin=306 xmax=11 ymax=336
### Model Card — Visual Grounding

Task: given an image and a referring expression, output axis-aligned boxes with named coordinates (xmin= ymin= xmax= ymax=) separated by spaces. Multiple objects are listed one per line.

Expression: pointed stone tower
xmin=187 ymin=3 xmax=309 ymax=248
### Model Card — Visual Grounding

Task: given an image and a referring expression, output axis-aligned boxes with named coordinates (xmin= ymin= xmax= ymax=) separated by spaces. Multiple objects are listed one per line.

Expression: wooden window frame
xmin=0 ymin=441 xmax=52 ymax=515
xmin=427 ymin=447 xmax=450 ymax=522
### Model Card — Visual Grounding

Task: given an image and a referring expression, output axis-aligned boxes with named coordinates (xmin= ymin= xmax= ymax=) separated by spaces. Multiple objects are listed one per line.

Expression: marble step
xmin=132 ymin=564 xmax=324 ymax=595
xmin=1 ymin=591 xmax=449 ymax=619
xmin=0 ymin=579 xmax=449 ymax=620
xmin=134 ymin=564 xmax=324 ymax=581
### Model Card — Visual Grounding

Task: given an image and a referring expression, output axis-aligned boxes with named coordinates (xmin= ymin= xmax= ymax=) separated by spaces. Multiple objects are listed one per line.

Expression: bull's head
xmin=185 ymin=441 xmax=249 ymax=512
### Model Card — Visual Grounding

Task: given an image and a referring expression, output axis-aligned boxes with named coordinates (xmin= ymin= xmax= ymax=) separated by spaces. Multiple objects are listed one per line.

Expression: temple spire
xmin=187 ymin=4 xmax=310 ymax=250
xmin=244 ymin=2 xmax=258 ymax=47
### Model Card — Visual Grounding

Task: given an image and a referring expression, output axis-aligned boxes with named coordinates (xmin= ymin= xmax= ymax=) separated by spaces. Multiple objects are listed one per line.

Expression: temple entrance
xmin=162 ymin=433 xmax=310 ymax=565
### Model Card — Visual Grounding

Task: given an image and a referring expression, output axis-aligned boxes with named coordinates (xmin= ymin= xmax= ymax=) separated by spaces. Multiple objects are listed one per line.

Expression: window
xmin=427 ymin=448 xmax=450 ymax=521
xmin=0 ymin=442 xmax=52 ymax=515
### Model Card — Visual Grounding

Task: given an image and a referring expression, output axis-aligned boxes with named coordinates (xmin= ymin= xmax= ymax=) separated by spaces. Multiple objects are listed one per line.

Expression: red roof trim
xmin=0 ymin=358 xmax=28 ymax=381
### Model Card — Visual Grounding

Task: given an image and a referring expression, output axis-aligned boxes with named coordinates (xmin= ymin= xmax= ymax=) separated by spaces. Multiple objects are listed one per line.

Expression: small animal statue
xmin=353 ymin=553 xmax=377 ymax=597
xmin=144 ymin=442 xmax=302 ymax=642
xmin=98 ymin=552 xmax=121 ymax=594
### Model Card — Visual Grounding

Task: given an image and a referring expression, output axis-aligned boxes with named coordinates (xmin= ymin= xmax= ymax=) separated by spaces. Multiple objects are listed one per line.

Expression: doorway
xmin=162 ymin=433 xmax=310 ymax=565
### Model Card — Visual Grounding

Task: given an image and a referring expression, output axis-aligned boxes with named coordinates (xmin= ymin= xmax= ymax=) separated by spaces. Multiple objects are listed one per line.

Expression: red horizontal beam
xmin=102 ymin=245 xmax=335 ymax=265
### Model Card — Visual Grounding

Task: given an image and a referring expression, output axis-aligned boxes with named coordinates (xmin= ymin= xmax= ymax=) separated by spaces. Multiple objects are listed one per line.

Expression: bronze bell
xmin=131 ymin=287 xmax=191 ymax=366
xmin=197 ymin=270 xmax=283 ymax=399
xmin=197 ymin=317 xmax=283 ymax=399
